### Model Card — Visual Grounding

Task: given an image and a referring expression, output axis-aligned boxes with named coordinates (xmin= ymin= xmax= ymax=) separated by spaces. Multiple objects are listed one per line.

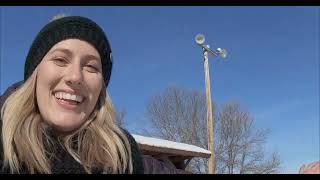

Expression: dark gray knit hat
xmin=24 ymin=16 xmax=113 ymax=87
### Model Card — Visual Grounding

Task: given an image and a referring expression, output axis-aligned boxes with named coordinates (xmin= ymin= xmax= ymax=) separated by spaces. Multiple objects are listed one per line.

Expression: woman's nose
xmin=64 ymin=64 xmax=83 ymax=86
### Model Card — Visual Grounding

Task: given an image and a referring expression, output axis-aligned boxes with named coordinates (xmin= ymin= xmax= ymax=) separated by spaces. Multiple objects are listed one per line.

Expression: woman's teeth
xmin=54 ymin=92 xmax=83 ymax=103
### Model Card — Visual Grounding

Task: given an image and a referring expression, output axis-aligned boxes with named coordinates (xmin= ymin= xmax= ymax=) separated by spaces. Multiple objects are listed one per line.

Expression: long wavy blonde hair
xmin=1 ymin=70 xmax=133 ymax=174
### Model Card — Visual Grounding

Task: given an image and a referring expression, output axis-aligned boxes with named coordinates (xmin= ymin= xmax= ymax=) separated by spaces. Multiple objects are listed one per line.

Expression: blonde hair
xmin=1 ymin=71 xmax=133 ymax=174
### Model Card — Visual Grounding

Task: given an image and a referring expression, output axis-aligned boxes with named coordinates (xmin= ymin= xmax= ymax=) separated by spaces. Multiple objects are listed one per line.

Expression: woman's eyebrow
xmin=48 ymin=49 xmax=100 ymax=64
xmin=48 ymin=48 xmax=72 ymax=56
xmin=83 ymin=54 xmax=101 ymax=63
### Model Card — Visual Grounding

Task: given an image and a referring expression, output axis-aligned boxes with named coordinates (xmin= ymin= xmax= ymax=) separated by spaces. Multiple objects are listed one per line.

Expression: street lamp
xmin=195 ymin=33 xmax=227 ymax=174
xmin=195 ymin=34 xmax=227 ymax=58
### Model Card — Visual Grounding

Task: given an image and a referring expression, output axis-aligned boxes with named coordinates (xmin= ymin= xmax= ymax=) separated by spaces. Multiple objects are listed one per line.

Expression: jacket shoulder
xmin=0 ymin=81 xmax=24 ymax=111
xmin=120 ymin=128 xmax=144 ymax=174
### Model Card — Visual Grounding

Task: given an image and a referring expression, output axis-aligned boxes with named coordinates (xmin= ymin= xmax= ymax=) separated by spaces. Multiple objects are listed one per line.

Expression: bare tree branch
xmin=143 ymin=87 xmax=281 ymax=174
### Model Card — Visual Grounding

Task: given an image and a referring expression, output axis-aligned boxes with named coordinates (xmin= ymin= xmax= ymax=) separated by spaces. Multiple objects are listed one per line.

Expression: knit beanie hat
xmin=24 ymin=16 xmax=113 ymax=87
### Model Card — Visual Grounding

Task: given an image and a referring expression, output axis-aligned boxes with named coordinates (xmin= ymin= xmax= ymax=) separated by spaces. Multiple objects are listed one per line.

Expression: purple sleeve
xmin=142 ymin=155 xmax=192 ymax=174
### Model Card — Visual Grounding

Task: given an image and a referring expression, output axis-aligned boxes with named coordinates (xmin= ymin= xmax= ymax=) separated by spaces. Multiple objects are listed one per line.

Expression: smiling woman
xmin=0 ymin=16 xmax=143 ymax=174
xmin=36 ymin=39 xmax=103 ymax=133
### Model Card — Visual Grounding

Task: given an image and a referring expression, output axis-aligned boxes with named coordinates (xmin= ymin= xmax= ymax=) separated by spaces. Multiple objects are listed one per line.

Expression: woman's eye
xmin=53 ymin=58 xmax=67 ymax=66
xmin=85 ymin=65 xmax=99 ymax=73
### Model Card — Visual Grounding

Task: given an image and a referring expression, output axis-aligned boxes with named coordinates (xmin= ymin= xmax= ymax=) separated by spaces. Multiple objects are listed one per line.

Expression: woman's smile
xmin=53 ymin=91 xmax=85 ymax=111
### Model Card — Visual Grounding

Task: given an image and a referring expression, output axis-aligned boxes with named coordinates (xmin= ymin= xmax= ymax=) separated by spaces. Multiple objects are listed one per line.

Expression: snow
xmin=132 ymin=134 xmax=211 ymax=155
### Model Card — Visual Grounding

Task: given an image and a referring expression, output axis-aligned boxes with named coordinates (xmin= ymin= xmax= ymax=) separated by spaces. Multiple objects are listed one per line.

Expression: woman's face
xmin=36 ymin=39 xmax=103 ymax=132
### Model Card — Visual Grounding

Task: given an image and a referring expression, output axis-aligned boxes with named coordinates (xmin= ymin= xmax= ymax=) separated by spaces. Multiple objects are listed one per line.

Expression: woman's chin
xmin=47 ymin=116 xmax=85 ymax=133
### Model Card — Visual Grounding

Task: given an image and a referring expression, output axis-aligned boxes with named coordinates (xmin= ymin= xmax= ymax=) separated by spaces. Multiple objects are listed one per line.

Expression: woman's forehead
xmin=48 ymin=39 xmax=101 ymax=58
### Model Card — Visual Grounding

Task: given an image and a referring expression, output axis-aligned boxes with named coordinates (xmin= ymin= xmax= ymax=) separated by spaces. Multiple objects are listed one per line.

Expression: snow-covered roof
xmin=132 ymin=134 xmax=211 ymax=158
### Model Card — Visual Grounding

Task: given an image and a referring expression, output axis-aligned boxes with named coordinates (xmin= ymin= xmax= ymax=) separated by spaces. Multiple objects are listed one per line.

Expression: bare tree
xmin=145 ymin=86 xmax=210 ymax=173
xmin=144 ymin=86 xmax=281 ymax=174
xmin=146 ymin=86 xmax=208 ymax=144
xmin=215 ymin=103 xmax=281 ymax=174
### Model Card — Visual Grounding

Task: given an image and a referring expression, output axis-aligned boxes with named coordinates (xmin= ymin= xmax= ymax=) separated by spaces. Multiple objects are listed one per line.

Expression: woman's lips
xmin=54 ymin=96 xmax=82 ymax=110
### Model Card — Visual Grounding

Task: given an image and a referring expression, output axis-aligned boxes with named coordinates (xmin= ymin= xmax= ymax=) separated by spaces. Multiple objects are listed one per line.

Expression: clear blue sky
xmin=0 ymin=7 xmax=319 ymax=173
